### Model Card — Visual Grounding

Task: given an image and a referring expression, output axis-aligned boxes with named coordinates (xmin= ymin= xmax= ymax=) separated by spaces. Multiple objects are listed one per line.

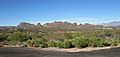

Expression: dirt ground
xmin=0 ymin=47 xmax=120 ymax=57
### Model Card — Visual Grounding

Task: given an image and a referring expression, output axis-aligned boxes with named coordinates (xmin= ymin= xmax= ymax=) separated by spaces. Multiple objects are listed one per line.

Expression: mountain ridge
xmin=101 ymin=21 xmax=120 ymax=27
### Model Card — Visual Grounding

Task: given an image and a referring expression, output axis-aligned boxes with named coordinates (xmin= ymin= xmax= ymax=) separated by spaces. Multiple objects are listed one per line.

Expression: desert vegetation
xmin=0 ymin=21 xmax=120 ymax=48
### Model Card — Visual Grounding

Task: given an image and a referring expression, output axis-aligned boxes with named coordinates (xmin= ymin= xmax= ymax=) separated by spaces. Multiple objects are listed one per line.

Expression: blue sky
xmin=0 ymin=0 xmax=120 ymax=26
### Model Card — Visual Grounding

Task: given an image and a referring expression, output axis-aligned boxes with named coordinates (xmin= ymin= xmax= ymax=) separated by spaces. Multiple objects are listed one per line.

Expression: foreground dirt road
xmin=0 ymin=47 xmax=120 ymax=57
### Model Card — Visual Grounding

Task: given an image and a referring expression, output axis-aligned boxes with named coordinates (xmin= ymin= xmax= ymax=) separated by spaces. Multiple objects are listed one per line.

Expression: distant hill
xmin=0 ymin=26 xmax=16 ymax=30
xmin=43 ymin=21 xmax=77 ymax=28
xmin=16 ymin=21 xmax=104 ymax=31
xmin=1 ymin=21 xmax=119 ymax=31
xmin=101 ymin=21 xmax=120 ymax=27
xmin=17 ymin=22 xmax=35 ymax=28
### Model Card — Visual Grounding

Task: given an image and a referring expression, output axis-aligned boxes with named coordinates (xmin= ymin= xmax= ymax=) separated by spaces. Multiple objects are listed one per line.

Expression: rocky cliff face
xmin=43 ymin=21 xmax=77 ymax=28
xmin=17 ymin=21 xmax=104 ymax=30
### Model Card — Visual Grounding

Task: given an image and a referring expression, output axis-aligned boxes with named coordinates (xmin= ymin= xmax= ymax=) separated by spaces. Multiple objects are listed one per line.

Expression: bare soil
xmin=39 ymin=47 xmax=113 ymax=52
xmin=0 ymin=47 xmax=120 ymax=57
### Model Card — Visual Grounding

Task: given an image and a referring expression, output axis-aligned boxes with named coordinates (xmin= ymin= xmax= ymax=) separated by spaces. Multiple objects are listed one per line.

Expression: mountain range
xmin=0 ymin=21 xmax=120 ymax=30
xmin=101 ymin=21 xmax=120 ymax=27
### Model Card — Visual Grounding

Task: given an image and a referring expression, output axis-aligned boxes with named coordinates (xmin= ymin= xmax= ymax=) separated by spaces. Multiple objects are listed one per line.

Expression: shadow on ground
xmin=0 ymin=47 xmax=120 ymax=57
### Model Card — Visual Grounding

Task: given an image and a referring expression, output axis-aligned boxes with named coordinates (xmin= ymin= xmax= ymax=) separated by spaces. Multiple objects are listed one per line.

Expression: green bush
xmin=103 ymin=39 xmax=111 ymax=46
xmin=47 ymin=40 xmax=56 ymax=47
xmin=26 ymin=39 xmax=34 ymax=47
xmin=71 ymin=37 xmax=114 ymax=48
xmin=47 ymin=40 xmax=73 ymax=48
xmin=0 ymin=33 xmax=8 ymax=42
xmin=20 ymin=42 xmax=28 ymax=47
xmin=111 ymin=39 xmax=119 ymax=46
xmin=47 ymin=37 xmax=120 ymax=48
xmin=95 ymin=38 xmax=105 ymax=47
xmin=87 ymin=38 xmax=108 ymax=47
xmin=26 ymin=38 xmax=46 ymax=47
xmin=56 ymin=40 xmax=63 ymax=48
xmin=61 ymin=40 xmax=72 ymax=48
xmin=7 ymin=32 xmax=28 ymax=44
xmin=71 ymin=37 xmax=88 ymax=48
xmin=55 ymin=40 xmax=71 ymax=48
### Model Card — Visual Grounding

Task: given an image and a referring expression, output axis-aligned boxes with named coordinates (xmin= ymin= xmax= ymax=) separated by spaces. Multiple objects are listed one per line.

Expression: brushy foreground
xmin=1 ymin=27 xmax=120 ymax=49
xmin=0 ymin=32 xmax=120 ymax=48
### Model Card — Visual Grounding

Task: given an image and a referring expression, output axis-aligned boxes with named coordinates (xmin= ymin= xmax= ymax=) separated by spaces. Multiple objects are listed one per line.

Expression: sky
xmin=0 ymin=0 xmax=120 ymax=26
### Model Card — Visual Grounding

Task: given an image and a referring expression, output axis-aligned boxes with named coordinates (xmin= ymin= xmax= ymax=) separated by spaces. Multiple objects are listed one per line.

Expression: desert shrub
xmin=47 ymin=39 xmax=73 ymax=48
xmin=111 ymin=39 xmax=119 ymax=46
xmin=61 ymin=40 xmax=72 ymax=48
xmin=71 ymin=37 xmax=89 ymax=48
xmin=87 ymin=38 xmax=105 ymax=47
xmin=39 ymin=44 xmax=47 ymax=48
xmin=7 ymin=32 xmax=47 ymax=47
xmin=17 ymin=42 xmax=28 ymax=47
xmin=26 ymin=33 xmax=47 ymax=48
xmin=55 ymin=40 xmax=70 ymax=48
xmin=71 ymin=36 xmax=114 ymax=48
xmin=0 ymin=33 xmax=8 ymax=42
xmin=33 ymin=38 xmax=43 ymax=47
xmin=48 ymin=37 xmax=120 ymax=48
xmin=26 ymin=39 xmax=34 ymax=47
xmin=56 ymin=40 xmax=63 ymax=48
xmin=95 ymin=38 xmax=105 ymax=47
xmin=7 ymin=32 xmax=28 ymax=44
xmin=47 ymin=40 xmax=57 ymax=47
xmin=87 ymin=38 xmax=94 ymax=47
xmin=103 ymin=39 xmax=111 ymax=46
xmin=26 ymin=38 xmax=46 ymax=48
xmin=71 ymin=37 xmax=81 ymax=48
